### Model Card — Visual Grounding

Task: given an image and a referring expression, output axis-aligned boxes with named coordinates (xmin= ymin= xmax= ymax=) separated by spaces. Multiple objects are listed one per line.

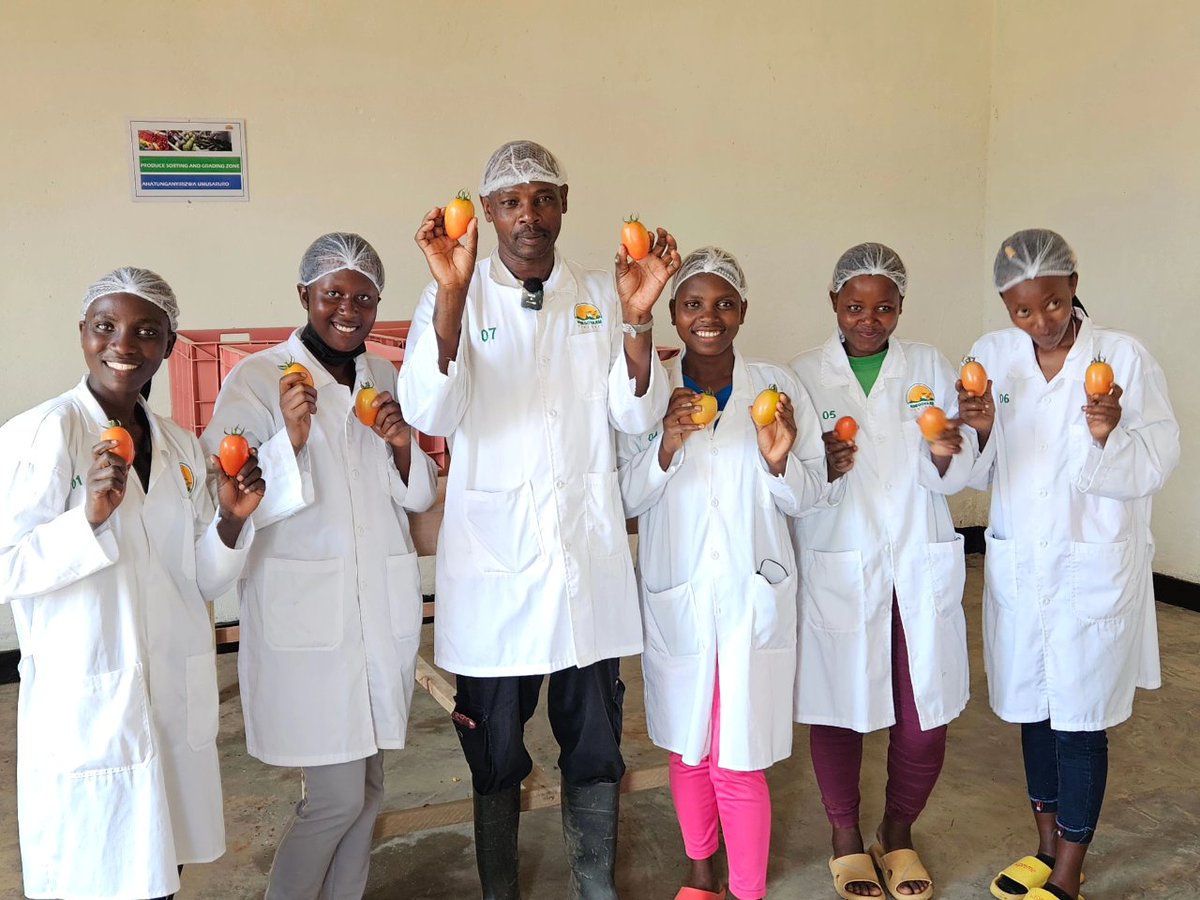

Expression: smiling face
xmin=80 ymin=292 xmax=175 ymax=403
xmin=480 ymin=181 xmax=567 ymax=280
xmin=670 ymin=272 xmax=747 ymax=358
xmin=831 ymin=274 xmax=902 ymax=357
xmin=1000 ymin=273 xmax=1078 ymax=351
xmin=297 ymin=268 xmax=381 ymax=352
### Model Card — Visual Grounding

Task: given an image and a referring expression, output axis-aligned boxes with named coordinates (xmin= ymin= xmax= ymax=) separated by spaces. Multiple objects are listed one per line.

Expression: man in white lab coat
xmin=398 ymin=140 xmax=678 ymax=899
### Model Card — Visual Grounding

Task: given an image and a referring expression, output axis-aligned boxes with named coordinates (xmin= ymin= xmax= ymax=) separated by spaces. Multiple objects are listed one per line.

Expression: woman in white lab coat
xmin=790 ymin=244 xmax=976 ymax=900
xmin=962 ymin=230 xmax=1178 ymax=900
xmin=0 ymin=267 xmax=262 ymax=900
xmin=201 ymin=234 xmax=436 ymax=900
xmin=620 ymin=248 xmax=828 ymax=900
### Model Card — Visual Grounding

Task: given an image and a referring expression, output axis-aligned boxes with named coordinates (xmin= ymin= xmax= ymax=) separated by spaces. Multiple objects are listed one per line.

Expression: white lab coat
xmin=619 ymin=354 xmax=827 ymax=771
xmin=789 ymin=334 xmax=976 ymax=733
xmin=202 ymin=330 xmax=436 ymax=766
xmin=396 ymin=249 xmax=668 ymax=676
xmin=0 ymin=378 xmax=254 ymax=900
xmin=967 ymin=312 xmax=1179 ymax=730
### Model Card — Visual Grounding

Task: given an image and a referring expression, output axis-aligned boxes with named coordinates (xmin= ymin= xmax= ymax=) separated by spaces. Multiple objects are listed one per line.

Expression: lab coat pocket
xmin=263 ymin=557 xmax=345 ymax=650
xmin=750 ymin=571 xmax=798 ymax=651
xmin=38 ymin=665 xmax=153 ymax=774
xmin=386 ymin=551 xmax=422 ymax=640
xmin=584 ymin=471 xmax=626 ymax=558
xmin=1069 ymin=539 xmax=1136 ymax=623
xmin=464 ymin=482 xmax=542 ymax=573
xmin=982 ymin=530 xmax=1019 ymax=612
xmin=801 ymin=549 xmax=866 ymax=633
xmin=927 ymin=535 xmax=967 ymax=618
xmin=569 ymin=331 xmax=610 ymax=400
xmin=642 ymin=583 xmax=701 ymax=657
xmin=185 ymin=652 xmax=219 ymax=751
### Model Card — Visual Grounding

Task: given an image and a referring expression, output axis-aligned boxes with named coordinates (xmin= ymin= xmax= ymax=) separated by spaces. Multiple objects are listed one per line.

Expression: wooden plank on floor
xmin=415 ymin=654 xmax=456 ymax=713
xmin=372 ymin=763 xmax=672 ymax=841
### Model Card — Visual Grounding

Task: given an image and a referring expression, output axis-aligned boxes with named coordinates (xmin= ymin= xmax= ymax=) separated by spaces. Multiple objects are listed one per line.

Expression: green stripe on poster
xmin=139 ymin=156 xmax=242 ymax=174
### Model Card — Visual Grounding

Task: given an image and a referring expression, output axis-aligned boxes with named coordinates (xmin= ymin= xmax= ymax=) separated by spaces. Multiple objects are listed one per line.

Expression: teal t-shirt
xmin=847 ymin=346 xmax=888 ymax=396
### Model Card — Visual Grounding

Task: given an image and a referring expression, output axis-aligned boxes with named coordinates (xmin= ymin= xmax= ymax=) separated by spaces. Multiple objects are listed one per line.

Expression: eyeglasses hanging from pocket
xmin=756 ymin=558 xmax=789 ymax=586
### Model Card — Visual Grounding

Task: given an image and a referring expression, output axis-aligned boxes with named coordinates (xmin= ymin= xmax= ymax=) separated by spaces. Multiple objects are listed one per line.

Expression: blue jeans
xmin=1021 ymin=720 xmax=1108 ymax=845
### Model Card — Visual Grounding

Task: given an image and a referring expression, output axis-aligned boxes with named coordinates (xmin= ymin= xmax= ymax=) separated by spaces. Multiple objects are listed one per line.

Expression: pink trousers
xmin=668 ymin=673 xmax=771 ymax=900
xmin=808 ymin=598 xmax=948 ymax=829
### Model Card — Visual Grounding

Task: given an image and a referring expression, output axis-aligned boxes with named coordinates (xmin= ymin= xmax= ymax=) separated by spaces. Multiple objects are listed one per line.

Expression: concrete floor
xmin=3 ymin=557 xmax=1199 ymax=898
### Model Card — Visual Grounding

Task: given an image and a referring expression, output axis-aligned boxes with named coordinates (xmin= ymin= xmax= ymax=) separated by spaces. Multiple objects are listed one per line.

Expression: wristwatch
xmin=620 ymin=318 xmax=654 ymax=336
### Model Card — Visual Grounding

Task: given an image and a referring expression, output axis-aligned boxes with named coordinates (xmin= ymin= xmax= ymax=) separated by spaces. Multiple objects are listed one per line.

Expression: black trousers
xmin=452 ymin=658 xmax=626 ymax=795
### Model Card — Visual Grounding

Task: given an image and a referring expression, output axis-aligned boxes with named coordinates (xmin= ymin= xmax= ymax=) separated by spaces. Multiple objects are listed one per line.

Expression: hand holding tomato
xmin=753 ymin=392 xmax=796 ymax=476
xmin=955 ymin=378 xmax=995 ymax=447
xmin=658 ymin=387 xmax=705 ymax=471
xmin=615 ymin=225 xmax=682 ymax=325
xmin=822 ymin=429 xmax=857 ymax=483
xmin=366 ymin=390 xmax=412 ymax=450
xmin=214 ymin=447 xmax=266 ymax=529
xmin=84 ymin=439 xmax=130 ymax=528
xmin=415 ymin=205 xmax=478 ymax=296
xmin=928 ymin=420 xmax=965 ymax=459
xmin=280 ymin=370 xmax=318 ymax=455
xmin=1083 ymin=382 xmax=1123 ymax=446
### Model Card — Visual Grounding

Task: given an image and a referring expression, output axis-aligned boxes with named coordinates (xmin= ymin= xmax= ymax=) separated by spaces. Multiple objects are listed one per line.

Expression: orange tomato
xmin=961 ymin=357 xmax=988 ymax=397
xmin=218 ymin=427 xmax=251 ymax=477
xmin=621 ymin=215 xmax=651 ymax=261
xmin=917 ymin=406 xmax=949 ymax=442
xmin=356 ymin=383 xmax=380 ymax=426
xmin=834 ymin=415 xmax=858 ymax=442
xmin=279 ymin=359 xmax=314 ymax=386
xmin=101 ymin=420 xmax=135 ymax=464
xmin=1085 ymin=357 xmax=1114 ymax=397
xmin=751 ymin=385 xmax=781 ymax=426
xmin=444 ymin=190 xmax=474 ymax=241
xmin=691 ymin=392 xmax=718 ymax=426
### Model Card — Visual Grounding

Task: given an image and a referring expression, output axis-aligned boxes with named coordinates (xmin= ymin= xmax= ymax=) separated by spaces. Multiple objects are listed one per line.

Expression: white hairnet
xmin=298 ymin=232 xmax=385 ymax=291
xmin=80 ymin=266 xmax=179 ymax=330
xmin=479 ymin=140 xmax=567 ymax=197
xmin=993 ymin=228 xmax=1077 ymax=293
xmin=830 ymin=242 xmax=908 ymax=297
xmin=672 ymin=246 xmax=748 ymax=300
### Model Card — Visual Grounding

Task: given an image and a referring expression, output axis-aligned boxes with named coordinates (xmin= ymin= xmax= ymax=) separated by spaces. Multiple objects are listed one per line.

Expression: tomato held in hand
xmin=834 ymin=415 xmax=858 ymax=442
xmin=218 ymin=427 xmax=251 ymax=477
xmin=621 ymin=215 xmax=651 ymax=261
xmin=691 ymin=392 xmax=718 ymax=426
xmin=751 ymin=385 xmax=781 ymax=426
xmin=961 ymin=357 xmax=988 ymax=397
xmin=101 ymin=420 xmax=135 ymax=464
xmin=444 ymin=190 xmax=474 ymax=241
xmin=917 ymin=406 xmax=949 ymax=442
xmin=279 ymin=359 xmax=314 ymax=386
xmin=355 ymin=383 xmax=380 ymax=426
xmin=1085 ymin=356 xmax=1114 ymax=397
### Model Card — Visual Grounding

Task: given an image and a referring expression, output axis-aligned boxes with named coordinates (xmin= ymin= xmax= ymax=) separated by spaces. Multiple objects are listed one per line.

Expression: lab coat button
xmin=555 ymin=479 xmax=565 ymax=489
xmin=1039 ymin=490 xmax=1048 ymax=498
xmin=710 ymin=447 xmax=718 ymax=456
xmin=356 ymin=525 xmax=365 ymax=537
xmin=564 ymin=541 xmax=572 ymax=552
xmin=352 ymin=469 xmax=360 ymax=479
xmin=549 ymin=409 xmax=558 ymax=418
xmin=710 ymin=551 xmax=719 ymax=560
xmin=1039 ymin=539 xmax=1048 ymax=548
xmin=711 ymin=498 xmax=719 ymax=508
xmin=885 ymin=482 xmax=893 ymax=491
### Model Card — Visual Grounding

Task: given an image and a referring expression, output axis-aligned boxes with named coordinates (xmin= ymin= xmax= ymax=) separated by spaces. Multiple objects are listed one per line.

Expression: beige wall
xmin=984 ymin=1 xmax=1199 ymax=580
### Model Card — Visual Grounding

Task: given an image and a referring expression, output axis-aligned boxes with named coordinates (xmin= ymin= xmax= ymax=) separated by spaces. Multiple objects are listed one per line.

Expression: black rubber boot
xmin=561 ymin=781 xmax=620 ymax=899
xmin=473 ymin=785 xmax=521 ymax=900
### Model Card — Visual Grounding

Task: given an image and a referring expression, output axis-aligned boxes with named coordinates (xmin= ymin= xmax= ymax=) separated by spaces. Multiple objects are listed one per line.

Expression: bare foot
xmin=832 ymin=825 xmax=881 ymax=897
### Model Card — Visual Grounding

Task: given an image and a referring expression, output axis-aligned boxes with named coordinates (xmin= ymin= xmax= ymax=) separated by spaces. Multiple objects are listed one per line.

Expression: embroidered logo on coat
xmin=574 ymin=302 xmax=604 ymax=330
xmin=180 ymin=463 xmax=195 ymax=494
xmin=905 ymin=383 xmax=935 ymax=410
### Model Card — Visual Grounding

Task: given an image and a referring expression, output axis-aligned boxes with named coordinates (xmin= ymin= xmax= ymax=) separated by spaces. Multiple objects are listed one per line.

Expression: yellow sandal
xmin=868 ymin=841 xmax=933 ymax=900
xmin=1025 ymin=889 xmax=1085 ymax=900
xmin=991 ymin=856 xmax=1086 ymax=900
xmin=830 ymin=853 xmax=884 ymax=900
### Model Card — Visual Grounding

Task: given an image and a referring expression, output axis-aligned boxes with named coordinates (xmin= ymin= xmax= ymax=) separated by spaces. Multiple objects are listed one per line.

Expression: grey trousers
xmin=264 ymin=751 xmax=385 ymax=900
